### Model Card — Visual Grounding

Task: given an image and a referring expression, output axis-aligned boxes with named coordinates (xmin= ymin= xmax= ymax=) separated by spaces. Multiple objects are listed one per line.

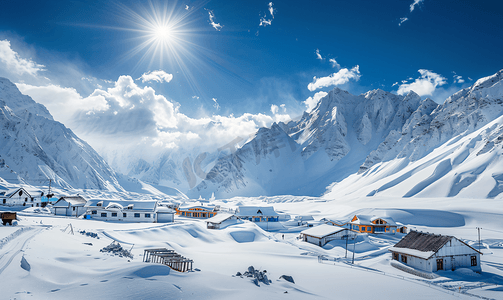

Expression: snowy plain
xmin=1 ymin=194 xmax=502 ymax=300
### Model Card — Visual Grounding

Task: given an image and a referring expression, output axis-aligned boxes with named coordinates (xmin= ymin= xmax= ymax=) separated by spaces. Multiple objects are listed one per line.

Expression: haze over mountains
xmin=1 ymin=70 xmax=502 ymax=200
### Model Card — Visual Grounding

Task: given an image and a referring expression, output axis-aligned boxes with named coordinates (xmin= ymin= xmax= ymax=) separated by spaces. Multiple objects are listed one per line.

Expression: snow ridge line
xmin=0 ymin=227 xmax=33 ymax=250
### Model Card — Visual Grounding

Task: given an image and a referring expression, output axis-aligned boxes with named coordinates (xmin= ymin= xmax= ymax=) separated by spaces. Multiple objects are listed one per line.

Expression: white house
xmin=206 ymin=213 xmax=239 ymax=229
xmin=1 ymin=187 xmax=46 ymax=207
xmin=235 ymin=206 xmax=279 ymax=222
xmin=348 ymin=214 xmax=398 ymax=234
xmin=300 ymin=224 xmax=355 ymax=247
xmin=84 ymin=199 xmax=174 ymax=223
xmin=389 ymin=231 xmax=482 ymax=273
xmin=53 ymin=196 xmax=87 ymax=217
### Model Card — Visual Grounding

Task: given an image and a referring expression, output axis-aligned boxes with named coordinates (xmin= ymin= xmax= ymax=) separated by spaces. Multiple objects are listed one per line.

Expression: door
xmin=436 ymin=259 xmax=443 ymax=271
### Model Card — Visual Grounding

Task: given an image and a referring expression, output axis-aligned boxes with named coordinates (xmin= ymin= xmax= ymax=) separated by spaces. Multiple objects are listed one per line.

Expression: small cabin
xmin=235 ymin=206 xmax=279 ymax=222
xmin=389 ymin=231 xmax=482 ymax=273
xmin=206 ymin=213 xmax=239 ymax=229
xmin=176 ymin=204 xmax=217 ymax=218
xmin=1 ymin=187 xmax=46 ymax=207
xmin=53 ymin=196 xmax=87 ymax=217
xmin=349 ymin=215 xmax=397 ymax=234
xmin=300 ymin=224 xmax=354 ymax=247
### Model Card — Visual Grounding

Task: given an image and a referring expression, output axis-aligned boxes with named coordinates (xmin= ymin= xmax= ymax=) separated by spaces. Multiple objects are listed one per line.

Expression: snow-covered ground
xmin=1 ymin=195 xmax=502 ymax=300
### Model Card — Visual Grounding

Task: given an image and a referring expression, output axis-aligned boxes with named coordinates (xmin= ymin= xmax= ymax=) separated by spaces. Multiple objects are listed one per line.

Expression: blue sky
xmin=0 ymin=0 xmax=502 ymax=152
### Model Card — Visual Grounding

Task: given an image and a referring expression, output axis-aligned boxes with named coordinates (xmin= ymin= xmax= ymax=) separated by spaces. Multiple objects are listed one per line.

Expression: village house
xmin=235 ymin=206 xmax=279 ymax=222
xmin=53 ymin=196 xmax=87 ymax=217
xmin=389 ymin=231 xmax=482 ymax=273
xmin=84 ymin=199 xmax=174 ymax=223
xmin=300 ymin=224 xmax=355 ymax=247
xmin=1 ymin=187 xmax=47 ymax=207
xmin=206 ymin=213 xmax=239 ymax=229
xmin=348 ymin=214 xmax=398 ymax=234
xmin=175 ymin=204 xmax=218 ymax=218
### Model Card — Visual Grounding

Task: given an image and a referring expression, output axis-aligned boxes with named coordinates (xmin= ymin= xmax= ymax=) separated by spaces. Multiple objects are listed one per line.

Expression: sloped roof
xmin=5 ymin=187 xmax=30 ymax=198
xmin=301 ymin=224 xmax=347 ymax=238
xmin=236 ymin=206 xmax=278 ymax=217
xmin=392 ymin=231 xmax=453 ymax=253
xmin=178 ymin=204 xmax=216 ymax=211
xmin=59 ymin=196 xmax=86 ymax=206
xmin=85 ymin=199 xmax=157 ymax=211
xmin=206 ymin=213 xmax=235 ymax=224
xmin=351 ymin=214 xmax=397 ymax=226
xmin=53 ymin=196 xmax=86 ymax=208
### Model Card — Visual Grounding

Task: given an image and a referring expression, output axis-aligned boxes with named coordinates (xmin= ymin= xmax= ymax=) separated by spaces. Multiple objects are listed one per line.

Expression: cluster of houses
xmin=299 ymin=214 xmax=482 ymax=274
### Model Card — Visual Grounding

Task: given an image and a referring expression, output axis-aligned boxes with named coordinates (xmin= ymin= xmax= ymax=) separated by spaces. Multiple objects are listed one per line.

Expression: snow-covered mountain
xmin=0 ymin=77 xmax=124 ymax=191
xmin=189 ymin=87 xmax=425 ymax=198
xmin=189 ymin=69 xmax=503 ymax=199
xmin=324 ymin=69 xmax=503 ymax=200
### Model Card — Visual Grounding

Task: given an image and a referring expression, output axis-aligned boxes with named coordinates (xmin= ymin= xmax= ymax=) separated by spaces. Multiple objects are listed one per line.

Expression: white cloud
xmin=410 ymin=0 xmax=424 ymax=12
xmin=307 ymin=66 xmax=361 ymax=92
xmin=206 ymin=9 xmax=223 ymax=31
xmin=397 ymin=69 xmax=447 ymax=96
xmin=268 ymin=2 xmax=275 ymax=18
xmin=137 ymin=70 xmax=173 ymax=83
xmin=329 ymin=58 xmax=340 ymax=69
xmin=16 ymin=83 xmax=109 ymax=125
xmin=270 ymin=104 xmax=290 ymax=123
xmin=315 ymin=49 xmax=323 ymax=60
xmin=399 ymin=17 xmax=409 ymax=26
xmin=259 ymin=2 xmax=275 ymax=27
xmin=185 ymin=5 xmax=189 ymax=10
xmin=212 ymin=98 xmax=220 ymax=110
xmin=271 ymin=104 xmax=279 ymax=114
xmin=0 ymin=40 xmax=45 ymax=76
xmin=304 ymin=91 xmax=328 ymax=113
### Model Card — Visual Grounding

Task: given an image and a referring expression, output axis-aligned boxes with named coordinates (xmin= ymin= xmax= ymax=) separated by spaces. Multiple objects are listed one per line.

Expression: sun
xmin=117 ymin=1 xmax=198 ymax=69
xmin=153 ymin=25 xmax=174 ymax=42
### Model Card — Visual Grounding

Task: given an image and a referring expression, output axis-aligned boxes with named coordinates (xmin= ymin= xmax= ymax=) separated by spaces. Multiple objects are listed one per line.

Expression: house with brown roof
xmin=389 ymin=231 xmax=482 ymax=273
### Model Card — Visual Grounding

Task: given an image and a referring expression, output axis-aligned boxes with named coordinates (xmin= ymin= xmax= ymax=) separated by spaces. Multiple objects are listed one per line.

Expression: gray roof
xmin=236 ymin=206 xmax=278 ymax=217
xmin=393 ymin=231 xmax=453 ymax=253
xmin=85 ymin=199 xmax=157 ymax=211
xmin=57 ymin=196 xmax=86 ymax=206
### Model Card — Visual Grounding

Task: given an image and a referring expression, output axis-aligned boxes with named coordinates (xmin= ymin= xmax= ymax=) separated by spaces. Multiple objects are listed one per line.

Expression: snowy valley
xmin=1 ymin=70 xmax=503 ymax=300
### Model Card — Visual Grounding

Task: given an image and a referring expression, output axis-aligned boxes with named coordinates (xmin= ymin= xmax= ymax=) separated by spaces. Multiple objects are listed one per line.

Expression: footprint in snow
xmin=50 ymin=289 xmax=60 ymax=293
xmin=173 ymin=284 xmax=182 ymax=291
xmin=80 ymin=283 xmax=88 ymax=286
xmin=100 ymin=280 xmax=108 ymax=283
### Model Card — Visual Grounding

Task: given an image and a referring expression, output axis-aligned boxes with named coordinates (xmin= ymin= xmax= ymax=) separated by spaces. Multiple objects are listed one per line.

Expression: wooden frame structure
xmin=143 ymin=248 xmax=193 ymax=272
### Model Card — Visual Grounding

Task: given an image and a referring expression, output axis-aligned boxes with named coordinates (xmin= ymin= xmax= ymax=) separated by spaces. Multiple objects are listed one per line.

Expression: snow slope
xmin=0 ymin=77 xmax=126 ymax=191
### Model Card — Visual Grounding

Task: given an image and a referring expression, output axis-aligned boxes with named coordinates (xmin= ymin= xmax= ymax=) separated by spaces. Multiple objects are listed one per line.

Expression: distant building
xmin=84 ymin=199 xmax=174 ymax=223
xmin=176 ymin=204 xmax=217 ymax=218
xmin=235 ymin=206 xmax=279 ymax=222
xmin=206 ymin=213 xmax=239 ymax=229
xmin=348 ymin=215 xmax=398 ymax=234
xmin=389 ymin=231 xmax=482 ymax=273
xmin=53 ymin=196 xmax=87 ymax=217
xmin=300 ymin=224 xmax=354 ymax=247
xmin=1 ymin=187 xmax=46 ymax=207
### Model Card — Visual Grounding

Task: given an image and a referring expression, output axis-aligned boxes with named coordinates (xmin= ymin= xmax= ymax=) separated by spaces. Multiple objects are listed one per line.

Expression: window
xmin=101 ymin=213 xmax=107 ymax=217
xmin=25 ymin=198 xmax=28 ymax=202
xmin=375 ymin=227 xmax=384 ymax=232
xmin=145 ymin=213 xmax=151 ymax=218
xmin=471 ymin=256 xmax=477 ymax=266
xmin=392 ymin=252 xmax=399 ymax=261
xmin=134 ymin=213 xmax=140 ymax=218
xmin=112 ymin=213 xmax=117 ymax=217
xmin=436 ymin=259 xmax=443 ymax=271
xmin=123 ymin=213 xmax=127 ymax=217
xmin=3 ymin=199 xmax=6 ymax=204
xmin=92 ymin=210 xmax=97 ymax=215
xmin=73 ymin=207 xmax=76 ymax=211
xmin=401 ymin=255 xmax=407 ymax=264
xmin=31 ymin=198 xmax=34 ymax=202
xmin=367 ymin=226 xmax=371 ymax=231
